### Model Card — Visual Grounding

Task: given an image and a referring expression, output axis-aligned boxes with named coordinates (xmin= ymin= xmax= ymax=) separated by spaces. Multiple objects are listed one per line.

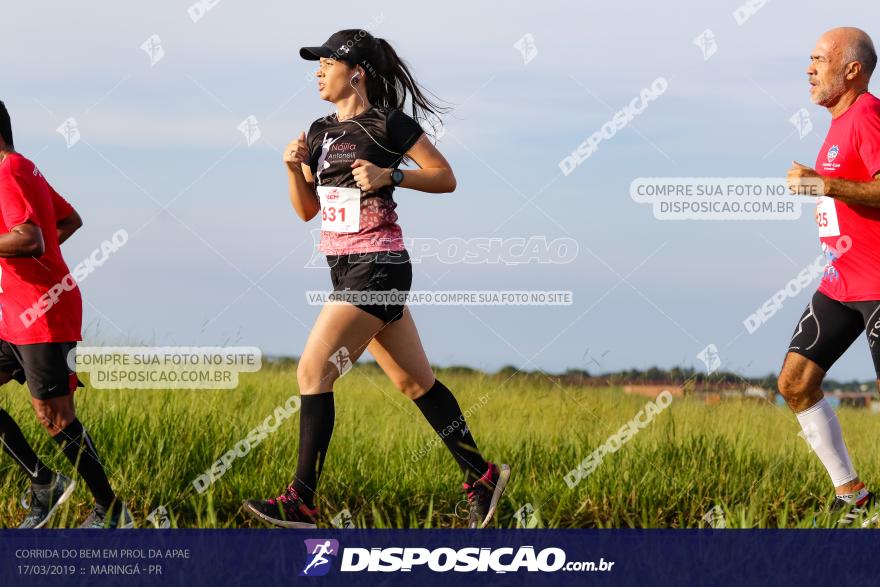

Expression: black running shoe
xmin=79 ymin=503 xmax=135 ymax=529
xmin=18 ymin=472 xmax=76 ymax=529
xmin=830 ymin=492 xmax=880 ymax=528
xmin=243 ymin=485 xmax=319 ymax=528
xmin=462 ymin=462 xmax=511 ymax=529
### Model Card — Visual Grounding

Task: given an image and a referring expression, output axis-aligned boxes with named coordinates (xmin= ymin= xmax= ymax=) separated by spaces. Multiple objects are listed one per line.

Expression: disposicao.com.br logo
xmin=300 ymin=539 xmax=614 ymax=575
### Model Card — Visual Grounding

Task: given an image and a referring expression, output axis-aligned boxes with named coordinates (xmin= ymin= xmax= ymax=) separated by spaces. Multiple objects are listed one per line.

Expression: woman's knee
xmin=297 ymin=356 xmax=340 ymax=394
xmin=394 ymin=372 xmax=435 ymax=400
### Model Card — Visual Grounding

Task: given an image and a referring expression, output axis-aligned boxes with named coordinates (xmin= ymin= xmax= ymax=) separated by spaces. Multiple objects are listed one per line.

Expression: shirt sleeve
xmin=386 ymin=109 xmax=425 ymax=155
xmin=855 ymin=105 xmax=880 ymax=178
xmin=49 ymin=184 xmax=75 ymax=220
xmin=307 ymin=119 xmax=321 ymax=172
xmin=306 ymin=120 xmax=321 ymax=201
xmin=0 ymin=168 xmax=40 ymax=229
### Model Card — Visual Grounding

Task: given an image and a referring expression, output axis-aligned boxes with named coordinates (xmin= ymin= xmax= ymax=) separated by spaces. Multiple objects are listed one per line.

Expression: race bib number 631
xmin=317 ymin=186 xmax=360 ymax=233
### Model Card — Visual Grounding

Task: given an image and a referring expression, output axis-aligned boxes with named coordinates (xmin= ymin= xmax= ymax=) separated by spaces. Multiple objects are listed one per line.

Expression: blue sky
xmin=5 ymin=1 xmax=880 ymax=380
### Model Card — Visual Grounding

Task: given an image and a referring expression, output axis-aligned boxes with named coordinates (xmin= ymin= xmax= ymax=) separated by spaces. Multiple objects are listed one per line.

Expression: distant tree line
xmin=263 ymin=356 xmax=874 ymax=393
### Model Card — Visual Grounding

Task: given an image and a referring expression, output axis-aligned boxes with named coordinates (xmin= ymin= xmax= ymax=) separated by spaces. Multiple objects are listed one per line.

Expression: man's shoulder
xmin=0 ymin=152 xmax=33 ymax=177
xmin=854 ymin=92 xmax=880 ymax=118
xmin=839 ymin=93 xmax=880 ymax=146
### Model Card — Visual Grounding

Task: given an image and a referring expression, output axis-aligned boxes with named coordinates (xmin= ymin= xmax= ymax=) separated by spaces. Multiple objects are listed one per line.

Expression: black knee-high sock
xmin=52 ymin=419 xmax=116 ymax=509
xmin=414 ymin=379 xmax=489 ymax=484
xmin=0 ymin=410 xmax=53 ymax=484
xmin=292 ymin=393 xmax=335 ymax=509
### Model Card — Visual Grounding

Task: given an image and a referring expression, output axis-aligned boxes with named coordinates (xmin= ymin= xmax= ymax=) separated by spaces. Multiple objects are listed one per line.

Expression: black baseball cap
xmin=299 ymin=30 xmax=371 ymax=66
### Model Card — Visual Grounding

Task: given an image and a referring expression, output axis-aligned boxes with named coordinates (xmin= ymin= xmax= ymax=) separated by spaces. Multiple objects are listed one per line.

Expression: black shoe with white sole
xmin=79 ymin=502 xmax=135 ymax=529
xmin=463 ymin=462 xmax=511 ymax=529
xmin=18 ymin=472 xmax=76 ymax=529
xmin=243 ymin=485 xmax=319 ymax=528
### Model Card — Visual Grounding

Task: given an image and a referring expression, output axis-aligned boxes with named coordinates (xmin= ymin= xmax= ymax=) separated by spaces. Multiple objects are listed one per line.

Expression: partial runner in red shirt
xmin=812 ymin=92 xmax=880 ymax=301
xmin=781 ymin=27 xmax=880 ymax=526
xmin=0 ymin=151 xmax=82 ymax=344
xmin=0 ymin=99 xmax=132 ymax=529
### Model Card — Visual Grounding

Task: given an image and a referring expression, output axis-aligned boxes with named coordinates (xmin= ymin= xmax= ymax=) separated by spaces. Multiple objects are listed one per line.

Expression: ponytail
xmin=347 ymin=31 xmax=452 ymax=138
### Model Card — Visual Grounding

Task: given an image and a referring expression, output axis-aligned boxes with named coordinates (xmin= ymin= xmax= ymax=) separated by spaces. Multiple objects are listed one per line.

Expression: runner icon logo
xmin=301 ymin=539 xmax=340 ymax=577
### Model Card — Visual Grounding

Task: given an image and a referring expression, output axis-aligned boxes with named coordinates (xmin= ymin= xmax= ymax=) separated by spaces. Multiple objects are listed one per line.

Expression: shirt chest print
xmin=820 ymin=143 xmax=842 ymax=173
xmin=317 ymin=130 xmax=363 ymax=186
xmin=316 ymin=131 xmax=346 ymax=186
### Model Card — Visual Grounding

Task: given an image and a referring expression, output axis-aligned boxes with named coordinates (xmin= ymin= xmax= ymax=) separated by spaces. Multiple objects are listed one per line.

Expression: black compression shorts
xmin=788 ymin=289 xmax=880 ymax=377
xmin=326 ymin=249 xmax=412 ymax=324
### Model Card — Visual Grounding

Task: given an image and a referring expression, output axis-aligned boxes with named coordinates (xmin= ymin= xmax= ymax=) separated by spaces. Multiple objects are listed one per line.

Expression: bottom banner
xmin=2 ymin=529 xmax=877 ymax=585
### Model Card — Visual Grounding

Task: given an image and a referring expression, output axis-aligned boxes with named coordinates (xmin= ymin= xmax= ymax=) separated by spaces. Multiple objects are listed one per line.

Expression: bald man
xmin=783 ymin=27 xmax=880 ymax=526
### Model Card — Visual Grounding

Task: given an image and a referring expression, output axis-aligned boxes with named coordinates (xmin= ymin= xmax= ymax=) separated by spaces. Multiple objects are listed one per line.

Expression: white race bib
xmin=317 ymin=186 xmax=361 ymax=233
xmin=816 ymin=196 xmax=840 ymax=237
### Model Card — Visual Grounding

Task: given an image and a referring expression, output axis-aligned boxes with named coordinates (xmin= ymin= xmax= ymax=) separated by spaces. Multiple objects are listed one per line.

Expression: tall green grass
xmin=0 ymin=363 xmax=870 ymax=528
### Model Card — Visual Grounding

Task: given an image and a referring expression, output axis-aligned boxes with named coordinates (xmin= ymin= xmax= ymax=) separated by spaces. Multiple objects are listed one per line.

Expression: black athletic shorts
xmin=326 ymin=250 xmax=412 ymax=324
xmin=0 ymin=340 xmax=84 ymax=400
xmin=788 ymin=290 xmax=880 ymax=377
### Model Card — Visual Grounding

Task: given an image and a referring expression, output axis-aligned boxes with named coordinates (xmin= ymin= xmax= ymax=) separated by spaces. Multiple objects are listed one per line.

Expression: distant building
xmin=623 ymin=385 xmax=683 ymax=399
xmin=828 ymin=390 xmax=874 ymax=409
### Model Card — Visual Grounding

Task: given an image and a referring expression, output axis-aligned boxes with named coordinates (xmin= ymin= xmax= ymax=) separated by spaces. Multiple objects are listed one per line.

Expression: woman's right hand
xmin=284 ymin=131 xmax=308 ymax=171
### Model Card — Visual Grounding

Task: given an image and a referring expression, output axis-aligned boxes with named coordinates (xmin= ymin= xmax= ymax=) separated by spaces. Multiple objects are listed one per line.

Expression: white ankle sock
xmin=795 ymin=398 xmax=857 ymax=487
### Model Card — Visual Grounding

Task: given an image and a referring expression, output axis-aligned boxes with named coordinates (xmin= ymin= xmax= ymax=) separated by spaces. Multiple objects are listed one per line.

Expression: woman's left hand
xmin=351 ymin=159 xmax=391 ymax=193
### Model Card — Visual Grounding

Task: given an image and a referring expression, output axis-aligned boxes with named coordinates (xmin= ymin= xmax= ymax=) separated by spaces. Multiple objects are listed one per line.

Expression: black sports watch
xmin=390 ymin=168 xmax=405 ymax=187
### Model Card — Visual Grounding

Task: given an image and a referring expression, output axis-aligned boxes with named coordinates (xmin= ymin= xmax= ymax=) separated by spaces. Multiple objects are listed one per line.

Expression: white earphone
xmin=335 ymin=66 xmax=402 ymax=156
xmin=347 ymin=67 xmax=367 ymax=113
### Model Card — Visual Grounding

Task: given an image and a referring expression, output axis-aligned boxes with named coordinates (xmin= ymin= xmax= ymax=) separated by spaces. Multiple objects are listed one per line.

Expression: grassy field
xmin=0 ymin=362 xmax=873 ymax=529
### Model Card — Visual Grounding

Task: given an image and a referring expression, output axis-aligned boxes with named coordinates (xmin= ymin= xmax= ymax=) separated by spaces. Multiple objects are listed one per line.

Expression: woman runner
xmin=243 ymin=29 xmax=510 ymax=529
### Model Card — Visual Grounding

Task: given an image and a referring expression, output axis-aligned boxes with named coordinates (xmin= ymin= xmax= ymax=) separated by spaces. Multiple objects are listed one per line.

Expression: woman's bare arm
xmin=285 ymin=132 xmax=320 ymax=222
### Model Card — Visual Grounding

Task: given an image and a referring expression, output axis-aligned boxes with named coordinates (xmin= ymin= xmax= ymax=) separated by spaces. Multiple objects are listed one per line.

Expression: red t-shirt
xmin=815 ymin=92 xmax=880 ymax=302
xmin=0 ymin=153 xmax=82 ymax=344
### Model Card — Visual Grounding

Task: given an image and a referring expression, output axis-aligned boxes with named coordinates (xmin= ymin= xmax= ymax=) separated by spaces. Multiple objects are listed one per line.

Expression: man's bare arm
xmin=0 ymin=222 xmax=44 ymax=257
xmin=825 ymin=173 xmax=880 ymax=207
xmin=56 ymin=210 xmax=82 ymax=245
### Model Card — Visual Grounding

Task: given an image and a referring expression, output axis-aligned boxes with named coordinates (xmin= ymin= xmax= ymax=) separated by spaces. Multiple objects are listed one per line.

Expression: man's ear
xmin=846 ymin=60 xmax=862 ymax=80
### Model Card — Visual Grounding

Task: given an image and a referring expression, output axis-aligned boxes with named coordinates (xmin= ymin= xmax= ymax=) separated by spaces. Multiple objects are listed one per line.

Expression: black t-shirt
xmin=306 ymin=106 xmax=424 ymax=254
